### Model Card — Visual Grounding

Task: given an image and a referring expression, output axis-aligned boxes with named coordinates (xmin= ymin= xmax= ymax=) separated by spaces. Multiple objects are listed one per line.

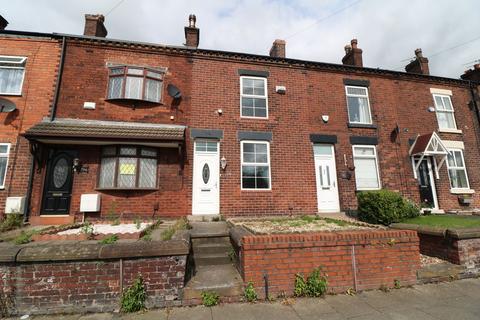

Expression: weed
xmin=394 ymin=279 xmax=401 ymax=289
xmin=81 ymin=222 xmax=95 ymax=238
xmin=0 ymin=214 xmax=23 ymax=232
xmin=244 ymin=282 xmax=258 ymax=302
xmin=141 ymin=231 xmax=152 ymax=242
xmin=99 ymin=234 xmax=119 ymax=245
xmin=379 ymin=284 xmax=390 ymax=293
xmin=322 ymin=217 xmax=349 ymax=226
xmin=161 ymin=228 xmax=175 ymax=241
xmin=134 ymin=218 xmax=142 ymax=230
xmin=13 ymin=231 xmax=33 ymax=245
xmin=300 ymin=215 xmax=317 ymax=223
xmin=294 ymin=268 xmax=328 ymax=297
xmin=227 ymin=248 xmax=237 ymax=262
xmin=346 ymin=287 xmax=356 ymax=296
xmin=121 ymin=276 xmax=146 ymax=313
xmin=161 ymin=218 xmax=189 ymax=241
xmin=201 ymin=291 xmax=219 ymax=307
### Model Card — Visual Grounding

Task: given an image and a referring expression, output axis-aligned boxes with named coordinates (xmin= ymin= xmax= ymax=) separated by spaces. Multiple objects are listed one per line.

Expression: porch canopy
xmin=409 ymin=132 xmax=449 ymax=179
xmin=23 ymin=118 xmax=186 ymax=147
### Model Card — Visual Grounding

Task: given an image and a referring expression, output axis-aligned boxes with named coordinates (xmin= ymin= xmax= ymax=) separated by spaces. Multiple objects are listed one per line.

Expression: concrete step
xmin=192 ymin=236 xmax=231 ymax=246
xmin=194 ymin=253 xmax=232 ymax=266
xmin=193 ymin=242 xmax=232 ymax=255
xmin=189 ymin=222 xmax=229 ymax=238
xmin=183 ymin=264 xmax=244 ymax=300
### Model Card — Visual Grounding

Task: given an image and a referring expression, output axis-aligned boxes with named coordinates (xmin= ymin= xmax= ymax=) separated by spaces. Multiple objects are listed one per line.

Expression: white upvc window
xmin=241 ymin=141 xmax=271 ymax=190
xmin=0 ymin=56 xmax=27 ymax=95
xmin=352 ymin=145 xmax=381 ymax=190
xmin=0 ymin=144 xmax=10 ymax=188
xmin=240 ymin=76 xmax=268 ymax=118
xmin=433 ymin=94 xmax=457 ymax=130
xmin=345 ymin=86 xmax=372 ymax=125
xmin=446 ymin=149 xmax=470 ymax=191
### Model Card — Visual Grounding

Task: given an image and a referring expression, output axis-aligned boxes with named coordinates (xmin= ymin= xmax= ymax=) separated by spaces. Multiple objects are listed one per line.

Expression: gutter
xmin=50 ymin=36 xmax=66 ymax=121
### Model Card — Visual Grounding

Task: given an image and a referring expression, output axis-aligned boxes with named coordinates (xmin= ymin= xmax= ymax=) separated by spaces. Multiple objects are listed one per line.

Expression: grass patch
xmin=99 ymin=234 xmax=119 ymax=244
xmin=402 ymin=215 xmax=480 ymax=229
xmin=160 ymin=217 xmax=189 ymax=241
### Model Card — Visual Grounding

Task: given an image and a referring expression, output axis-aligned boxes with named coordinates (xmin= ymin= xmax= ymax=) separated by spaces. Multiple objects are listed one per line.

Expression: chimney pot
xmin=83 ymin=14 xmax=107 ymax=37
xmin=342 ymin=39 xmax=363 ymax=67
xmin=0 ymin=15 xmax=8 ymax=30
xmin=269 ymin=39 xmax=286 ymax=58
xmin=415 ymin=48 xmax=423 ymax=58
xmin=184 ymin=14 xmax=200 ymax=47
xmin=405 ymin=48 xmax=429 ymax=75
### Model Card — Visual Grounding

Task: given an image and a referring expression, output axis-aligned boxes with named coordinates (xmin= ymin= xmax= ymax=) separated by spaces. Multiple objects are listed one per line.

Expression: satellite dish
xmin=167 ymin=84 xmax=182 ymax=99
xmin=0 ymin=98 xmax=16 ymax=113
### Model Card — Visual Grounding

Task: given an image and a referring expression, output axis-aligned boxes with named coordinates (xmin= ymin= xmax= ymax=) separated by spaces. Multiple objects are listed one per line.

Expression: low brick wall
xmin=391 ymin=224 xmax=480 ymax=272
xmin=0 ymin=237 xmax=190 ymax=316
xmin=239 ymin=229 xmax=419 ymax=297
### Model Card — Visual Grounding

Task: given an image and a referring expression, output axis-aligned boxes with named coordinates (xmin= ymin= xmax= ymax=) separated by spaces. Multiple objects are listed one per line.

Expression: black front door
xmin=417 ymin=158 xmax=435 ymax=208
xmin=41 ymin=150 xmax=76 ymax=215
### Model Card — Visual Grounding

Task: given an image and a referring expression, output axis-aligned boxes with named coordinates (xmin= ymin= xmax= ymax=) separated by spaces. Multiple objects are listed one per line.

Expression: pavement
xmin=8 ymin=278 xmax=480 ymax=320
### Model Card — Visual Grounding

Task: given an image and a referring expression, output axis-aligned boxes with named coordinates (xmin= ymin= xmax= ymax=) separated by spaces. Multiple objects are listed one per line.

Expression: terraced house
xmin=0 ymin=14 xmax=480 ymax=224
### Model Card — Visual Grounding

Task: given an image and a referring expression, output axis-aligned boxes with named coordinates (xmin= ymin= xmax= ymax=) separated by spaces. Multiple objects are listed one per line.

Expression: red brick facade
xmin=240 ymin=230 xmax=420 ymax=295
xmin=1 ymin=23 xmax=480 ymax=222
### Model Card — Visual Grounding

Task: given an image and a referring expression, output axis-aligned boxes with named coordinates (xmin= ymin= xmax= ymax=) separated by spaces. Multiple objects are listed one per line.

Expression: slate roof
xmin=24 ymin=118 xmax=186 ymax=141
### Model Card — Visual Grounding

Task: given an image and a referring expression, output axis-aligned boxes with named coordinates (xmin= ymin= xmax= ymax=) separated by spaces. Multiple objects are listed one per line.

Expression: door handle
xmin=201 ymin=189 xmax=211 ymax=192
xmin=52 ymin=192 xmax=63 ymax=197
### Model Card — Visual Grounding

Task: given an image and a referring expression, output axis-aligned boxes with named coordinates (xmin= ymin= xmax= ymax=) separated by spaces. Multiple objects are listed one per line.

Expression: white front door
xmin=192 ymin=140 xmax=220 ymax=215
xmin=314 ymin=144 xmax=340 ymax=212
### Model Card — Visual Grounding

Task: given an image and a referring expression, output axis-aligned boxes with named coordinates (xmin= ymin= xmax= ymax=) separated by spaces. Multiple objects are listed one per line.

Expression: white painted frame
xmin=432 ymin=93 xmax=458 ymax=131
xmin=240 ymin=76 xmax=268 ymax=119
xmin=314 ymin=144 xmax=340 ymax=212
xmin=413 ymin=156 xmax=439 ymax=210
xmin=345 ymin=85 xmax=373 ymax=125
xmin=240 ymin=140 xmax=271 ymax=190
xmin=352 ymin=145 xmax=381 ymax=190
xmin=446 ymin=148 xmax=471 ymax=192
xmin=0 ymin=56 xmax=27 ymax=96
xmin=0 ymin=143 xmax=11 ymax=189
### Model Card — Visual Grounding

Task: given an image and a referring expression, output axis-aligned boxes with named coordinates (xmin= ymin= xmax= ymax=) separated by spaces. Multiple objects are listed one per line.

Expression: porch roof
xmin=409 ymin=132 xmax=449 ymax=156
xmin=23 ymin=118 xmax=186 ymax=144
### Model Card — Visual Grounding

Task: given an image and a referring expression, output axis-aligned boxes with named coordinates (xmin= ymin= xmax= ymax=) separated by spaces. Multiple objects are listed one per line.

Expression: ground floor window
xmin=0 ymin=144 xmax=10 ymax=188
xmin=241 ymin=141 xmax=271 ymax=190
xmin=352 ymin=145 xmax=380 ymax=190
xmin=98 ymin=146 xmax=157 ymax=189
xmin=447 ymin=149 xmax=470 ymax=190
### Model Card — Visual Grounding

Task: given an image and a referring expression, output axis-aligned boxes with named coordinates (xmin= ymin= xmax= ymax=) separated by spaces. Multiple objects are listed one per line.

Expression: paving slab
xmin=324 ymin=294 xmax=379 ymax=318
xmin=381 ymin=308 xmax=437 ymax=320
xmin=120 ymin=309 xmax=168 ymax=320
xmin=290 ymin=298 xmax=337 ymax=318
xmin=168 ymin=306 xmax=212 ymax=320
xmin=78 ymin=314 xmax=115 ymax=320
xmin=212 ymin=303 xmax=301 ymax=320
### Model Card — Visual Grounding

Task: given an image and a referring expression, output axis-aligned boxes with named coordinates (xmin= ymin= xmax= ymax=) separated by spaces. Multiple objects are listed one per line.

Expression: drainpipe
xmin=468 ymin=80 xmax=480 ymax=150
xmin=50 ymin=36 xmax=66 ymax=121
xmin=23 ymin=155 xmax=35 ymax=223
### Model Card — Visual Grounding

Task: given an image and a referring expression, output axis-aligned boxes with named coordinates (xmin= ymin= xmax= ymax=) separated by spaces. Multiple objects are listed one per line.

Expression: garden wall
xmin=0 ymin=237 xmax=190 ymax=316
xmin=239 ymin=229 xmax=419 ymax=297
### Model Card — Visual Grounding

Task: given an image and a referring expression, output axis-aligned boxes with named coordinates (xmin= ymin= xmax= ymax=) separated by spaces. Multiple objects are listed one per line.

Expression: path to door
xmin=17 ymin=278 xmax=480 ymax=320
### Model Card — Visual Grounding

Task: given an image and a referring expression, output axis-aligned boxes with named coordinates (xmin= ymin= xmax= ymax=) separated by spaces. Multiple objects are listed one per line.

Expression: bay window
xmin=447 ymin=149 xmax=470 ymax=190
xmin=98 ymin=146 xmax=158 ymax=189
xmin=107 ymin=66 xmax=164 ymax=103
xmin=345 ymin=86 xmax=372 ymax=124
xmin=0 ymin=56 xmax=26 ymax=95
xmin=241 ymin=141 xmax=271 ymax=189
xmin=352 ymin=145 xmax=380 ymax=190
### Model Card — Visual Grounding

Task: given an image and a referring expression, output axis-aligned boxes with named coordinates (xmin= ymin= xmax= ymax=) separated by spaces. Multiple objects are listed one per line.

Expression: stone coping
xmin=390 ymin=223 xmax=480 ymax=239
xmin=0 ymin=232 xmax=189 ymax=263
xmin=229 ymin=225 xmax=252 ymax=247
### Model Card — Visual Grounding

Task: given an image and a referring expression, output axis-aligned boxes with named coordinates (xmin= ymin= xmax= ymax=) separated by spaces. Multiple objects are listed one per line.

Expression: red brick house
xmin=1 ymin=14 xmax=480 ymax=224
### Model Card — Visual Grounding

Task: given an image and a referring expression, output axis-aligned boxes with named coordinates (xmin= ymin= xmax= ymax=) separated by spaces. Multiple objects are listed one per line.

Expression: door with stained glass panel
xmin=41 ymin=150 xmax=76 ymax=215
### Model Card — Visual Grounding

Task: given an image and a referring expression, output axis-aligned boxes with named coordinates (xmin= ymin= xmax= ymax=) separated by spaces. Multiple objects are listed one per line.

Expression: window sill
xmin=0 ymin=93 xmax=22 ymax=97
xmin=450 ymin=188 xmax=475 ymax=194
xmin=355 ymin=188 xmax=381 ymax=192
xmin=240 ymin=116 xmax=269 ymax=120
xmin=95 ymin=188 xmax=159 ymax=191
xmin=439 ymin=128 xmax=462 ymax=134
xmin=348 ymin=123 xmax=377 ymax=129
xmin=241 ymin=188 xmax=272 ymax=191
xmin=105 ymin=97 xmax=163 ymax=105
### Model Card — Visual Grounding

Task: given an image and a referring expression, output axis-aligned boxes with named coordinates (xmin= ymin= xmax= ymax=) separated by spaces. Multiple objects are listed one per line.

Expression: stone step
xmin=192 ymin=236 xmax=231 ymax=246
xmin=183 ymin=264 xmax=244 ymax=300
xmin=193 ymin=242 xmax=232 ymax=255
xmin=194 ymin=253 xmax=232 ymax=266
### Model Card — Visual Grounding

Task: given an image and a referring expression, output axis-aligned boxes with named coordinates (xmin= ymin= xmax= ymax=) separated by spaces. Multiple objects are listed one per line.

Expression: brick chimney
xmin=269 ymin=39 xmax=286 ymax=58
xmin=83 ymin=14 xmax=107 ymax=37
xmin=184 ymin=14 xmax=200 ymax=47
xmin=342 ymin=39 xmax=363 ymax=67
xmin=0 ymin=15 xmax=8 ymax=30
xmin=461 ymin=64 xmax=480 ymax=82
xmin=405 ymin=49 xmax=429 ymax=75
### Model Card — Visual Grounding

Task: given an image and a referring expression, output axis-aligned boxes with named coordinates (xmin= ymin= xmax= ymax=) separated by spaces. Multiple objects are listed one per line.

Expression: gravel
xmin=58 ymin=223 xmax=151 ymax=235
xmin=420 ymin=254 xmax=448 ymax=266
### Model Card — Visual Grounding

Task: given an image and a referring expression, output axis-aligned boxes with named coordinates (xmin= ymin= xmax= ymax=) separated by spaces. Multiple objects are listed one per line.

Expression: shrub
xmin=244 ymin=282 xmax=257 ymax=302
xmin=0 ymin=214 xmax=23 ymax=232
xmin=13 ymin=231 xmax=33 ymax=245
xmin=357 ymin=190 xmax=420 ymax=226
xmin=121 ymin=276 xmax=146 ymax=313
xmin=294 ymin=268 xmax=328 ymax=297
xmin=99 ymin=234 xmax=118 ymax=244
xmin=201 ymin=291 xmax=219 ymax=307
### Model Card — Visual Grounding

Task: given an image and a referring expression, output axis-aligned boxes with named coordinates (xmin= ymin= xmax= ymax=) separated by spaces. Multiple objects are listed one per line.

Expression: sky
xmin=1 ymin=0 xmax=479 ymax=79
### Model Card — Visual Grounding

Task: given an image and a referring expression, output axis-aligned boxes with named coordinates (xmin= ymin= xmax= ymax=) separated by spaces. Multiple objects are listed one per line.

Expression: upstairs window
xmin=345 ymin=86 xmax=372 ymax=124
xmin=0 ymin=56 xmax=26 ymax=95
xmin=447 ymin=149 xmax=470 ymax=190
xmin=98 ymin=146 xmax=158 ymax=189
xmin=433 ymin=94 xmax=457 ymax=130
xmin=240 ymin=76 xmax=268 ymax=118
xmin=107 ymin=66 xmax=164 ymax=103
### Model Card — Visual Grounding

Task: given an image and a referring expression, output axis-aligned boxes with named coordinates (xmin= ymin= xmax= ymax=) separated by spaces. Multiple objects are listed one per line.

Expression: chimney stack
xmin=83 ymin=14 xmax=107 ymax=37
xmin=269 ymin=39 xmax=286 ymax=58
xmin=0 ymin=15 xmax=8 ymax=30
xmin=461 ymin=64 xmax=480 ymax=82
xmin=184 ymin=14 xmax=200 ymax=47
xmin=405 ymin=48 xmax=429 ymax=75
xmin=342 ymin=39 xmax=363 ymax=67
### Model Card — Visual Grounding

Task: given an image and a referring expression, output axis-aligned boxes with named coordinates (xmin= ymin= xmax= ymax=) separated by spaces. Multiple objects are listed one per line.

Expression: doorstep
xmin=29 ymin=215 xmax=75 ymax=226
